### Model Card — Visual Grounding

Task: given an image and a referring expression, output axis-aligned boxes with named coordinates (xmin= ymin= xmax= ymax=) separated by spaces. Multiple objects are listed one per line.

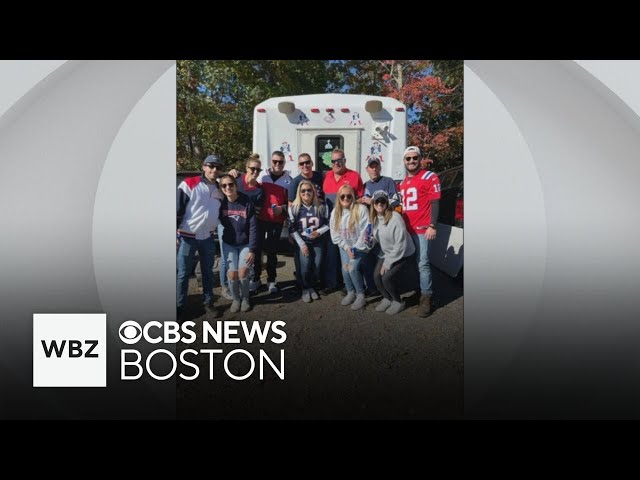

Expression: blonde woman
xmin=329 ymin=184 xmax=371 ymax=310
xmin=369 ymin=190 xmax=415 ymax=315
xmin=288 ymin=180 xmax=329 ymax=302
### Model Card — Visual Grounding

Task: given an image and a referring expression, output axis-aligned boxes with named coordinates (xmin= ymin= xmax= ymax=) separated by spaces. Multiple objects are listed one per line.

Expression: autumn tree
xmin=331 ymin=60 xmax=463 ymax=171
xmin=177 ymin=60 xmax=331 ymax=171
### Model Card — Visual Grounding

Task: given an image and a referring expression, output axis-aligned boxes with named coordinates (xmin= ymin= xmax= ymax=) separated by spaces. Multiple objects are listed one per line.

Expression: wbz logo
xmin=33 ymin=314 xmax=106 ymax=387
xmin=41 ymin=339 xmax=99 ymax=358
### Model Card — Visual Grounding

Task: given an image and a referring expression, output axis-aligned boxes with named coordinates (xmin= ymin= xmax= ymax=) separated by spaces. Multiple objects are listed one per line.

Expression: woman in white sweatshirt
xmin=329 ymin=184 xmax=371 ymax=310
xmin=369 ymin=190 xmax=416 ymax=315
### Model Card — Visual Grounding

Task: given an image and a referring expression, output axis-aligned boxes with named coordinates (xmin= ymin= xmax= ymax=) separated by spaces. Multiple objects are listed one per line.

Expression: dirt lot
xmin=176 ymin=249 xmax=463 ymax=419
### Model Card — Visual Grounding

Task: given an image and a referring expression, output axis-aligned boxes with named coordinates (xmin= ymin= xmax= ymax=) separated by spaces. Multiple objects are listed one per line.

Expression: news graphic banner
xmin=0 ymin=60 xmax=176 ymax=419
xmin=465 ymin=60 xmax=640 ymax=418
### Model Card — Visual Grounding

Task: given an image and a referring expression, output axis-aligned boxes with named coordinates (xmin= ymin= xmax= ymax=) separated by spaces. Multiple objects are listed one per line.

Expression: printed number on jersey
xmin=401 ymin=187 xmax=418 ymax=211
xmin=300 ymin=217 xmax=320 ymax=229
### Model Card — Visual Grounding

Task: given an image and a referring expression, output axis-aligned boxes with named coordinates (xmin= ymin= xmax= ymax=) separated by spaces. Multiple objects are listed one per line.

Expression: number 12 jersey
xmin=399 ymin=169 xmax=441 ymax=235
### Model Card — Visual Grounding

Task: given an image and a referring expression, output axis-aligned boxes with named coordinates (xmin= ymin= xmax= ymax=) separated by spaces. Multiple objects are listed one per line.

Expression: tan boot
xmin=418 ymin=294 xmax=432 ymax=317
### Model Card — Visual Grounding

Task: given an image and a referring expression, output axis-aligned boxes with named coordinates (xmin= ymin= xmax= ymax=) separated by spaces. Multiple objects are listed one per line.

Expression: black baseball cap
xmin=203 ymin=154 xmax=223 ymax=167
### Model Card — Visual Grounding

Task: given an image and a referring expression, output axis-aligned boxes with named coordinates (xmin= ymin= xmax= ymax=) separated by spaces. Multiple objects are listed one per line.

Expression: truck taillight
xmin=395 ymin=107 xmax=405 ymax=112
xmin=455 ymin=197 xmax=464 ymax=226
xmin=257 ymin=108 xmax=266 ymax=113
xmin=311 ymin=108 xmax=320 ymax=113
xmin=340 ymin=108 xmax=349 ymax=113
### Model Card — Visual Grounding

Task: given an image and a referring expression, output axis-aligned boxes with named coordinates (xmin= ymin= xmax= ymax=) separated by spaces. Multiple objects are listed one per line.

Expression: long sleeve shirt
xmin=219 ymin=193 xmax=257 ymax=251
xmin=288 ymin=202 xmax=330 ymax=248
xmin=329 ymin=203 xmax=371 ymax=252
xmin=373 ymin=211 xmax=416 ymax=269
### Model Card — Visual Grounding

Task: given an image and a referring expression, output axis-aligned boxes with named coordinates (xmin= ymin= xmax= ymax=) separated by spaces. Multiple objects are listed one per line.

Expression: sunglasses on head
xmin=272 ymin=160 xmax=285 ymax=165
xmin=332 ymin=158 xmax=345 ymax=164
xmin=298 ymin=160 xmax=312 ymax=166
xmin=300 ymin=189 xmax=313 ymax=194
xmin=221 ymin=183 xmax=235 ymax=189
xmin=340 ymin=194 xmax=353 ymax=201
xmin=404 ymin=155 xmax=420 ymax=161
xmin=247 ymin=166 xmax=262 ymax=173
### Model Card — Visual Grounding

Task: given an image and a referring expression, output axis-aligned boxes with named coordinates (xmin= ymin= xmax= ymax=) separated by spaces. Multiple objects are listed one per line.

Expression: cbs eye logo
xmin=119 ymin=320 xmax=142 ymax=344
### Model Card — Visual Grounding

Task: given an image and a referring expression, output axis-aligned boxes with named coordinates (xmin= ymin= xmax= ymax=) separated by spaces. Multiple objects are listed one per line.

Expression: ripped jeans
xmin=338 ymin=247 xmax=366 ymax=295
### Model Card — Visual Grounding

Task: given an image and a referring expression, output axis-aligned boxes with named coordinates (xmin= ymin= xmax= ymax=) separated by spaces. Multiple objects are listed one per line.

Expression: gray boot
xmin=350 ymin=293 xmax=366 ymax=310
xmin=375 ymin=298 xmax=392 ymax=312
xmin=241 ymin=299 xmax=251 ymax=312
xmin=341 ymin=290 xmax=356 ymax=306
xmin=230 ymin=300 xmax=241 ymax=313
xmin=386 ymin=301 xmax=405 ymax=315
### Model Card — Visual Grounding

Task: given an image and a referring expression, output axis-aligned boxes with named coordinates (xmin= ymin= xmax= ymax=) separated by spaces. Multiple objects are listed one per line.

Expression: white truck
xmin=253 ymin=93 xmax=408 ymax=180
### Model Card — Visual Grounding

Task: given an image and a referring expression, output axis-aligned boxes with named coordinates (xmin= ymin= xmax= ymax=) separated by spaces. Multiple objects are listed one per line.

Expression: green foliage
xmin=177 ymin=60 xmax=463 ymax=172
xmin=177 ymin=60 xmax=331 ymax=171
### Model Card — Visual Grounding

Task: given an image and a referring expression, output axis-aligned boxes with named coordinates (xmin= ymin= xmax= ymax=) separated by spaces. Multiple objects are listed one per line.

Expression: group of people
xmin=176 ymin=146 xmax=441 ymax=319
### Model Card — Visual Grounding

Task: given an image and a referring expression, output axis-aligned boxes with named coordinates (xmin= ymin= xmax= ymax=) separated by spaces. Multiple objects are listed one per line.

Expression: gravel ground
xmin=177 ymin=249 xmax=463 ymax=419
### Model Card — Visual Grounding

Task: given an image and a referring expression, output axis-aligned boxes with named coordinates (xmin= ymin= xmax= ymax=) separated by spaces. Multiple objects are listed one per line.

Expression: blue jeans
xmin=217 ymin=224 xmax=227 ymax=288
xmin=338 ymin=248 xmax=366 ymax=294
xmin=223 ymin=242 xmax=252 ymax=273
xmin=410 ymin=232 xmax=432 ymax=295
xmin=296 ymin=242 xmax=323 ymax=289
xmin=177 ymin=235 xmax=216 ymax=308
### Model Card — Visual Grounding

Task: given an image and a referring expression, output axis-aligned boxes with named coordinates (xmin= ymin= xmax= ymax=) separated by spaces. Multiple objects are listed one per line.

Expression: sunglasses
xmin=404 ymin=156 xmax=420 ymax=161
xmin=300 ymin=189 xmax=313 ymax=194
xmin=221 ymin=183 xmax=235 ymax=189
xmin=247 ymin=167 xmax=262 ymax=173
xmin=298 ymin=160 xmax=312 ymax=166
xmin=340 ymin=194 xmax=353 ymax=201
xmin=205 ymin=164 xmax=223 ymax=170
xmin=332 ymin=158 xmax=345 ymax=164
xmin=374 ymin=198 xmax=388 ymax=205
xmin=272 ymin=160 xmax=285 ymax=165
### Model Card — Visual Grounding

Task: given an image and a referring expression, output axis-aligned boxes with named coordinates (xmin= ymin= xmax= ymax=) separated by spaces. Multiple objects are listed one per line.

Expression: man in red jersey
xmin=398 ymin=146 xmax=441 ymax=317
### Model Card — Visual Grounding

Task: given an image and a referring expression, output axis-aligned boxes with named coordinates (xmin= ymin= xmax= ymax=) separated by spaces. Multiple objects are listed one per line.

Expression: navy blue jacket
xmin=219 ymin=193 xmax=257 ymax=251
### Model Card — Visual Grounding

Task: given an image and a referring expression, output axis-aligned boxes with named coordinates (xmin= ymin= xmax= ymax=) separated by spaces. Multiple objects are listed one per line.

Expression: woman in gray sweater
xmin=369 ymin=190 xmax=416 ymax=315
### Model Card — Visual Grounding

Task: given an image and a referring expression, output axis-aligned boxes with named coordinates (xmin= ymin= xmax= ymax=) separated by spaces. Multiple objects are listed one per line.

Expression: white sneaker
xmin=341 ymin=291 xmax=356 ymax=306
xmin=249 ymin=280 xmax=261 ymax=293
xmin=268 ymin=282 xmax=279 ymax=294
xmin=230 ymin=300 xmax=241 ymax=313
xmin=241 ymin=299 xmax=251 ymax=312
xmin=386 ymin=301 xmax=405 ymax=315
xmin=220 ymin=286 xmax=233 ymax=301
xmin=309 ymin=288 xmax=319 ymax=300
xmin=350 ymin=293 xmax=366 ymax=310
xmin=302 ymin=289 xmax=311 ymax=303
xmin=375 ymin=298 xmax=392 ymax=312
